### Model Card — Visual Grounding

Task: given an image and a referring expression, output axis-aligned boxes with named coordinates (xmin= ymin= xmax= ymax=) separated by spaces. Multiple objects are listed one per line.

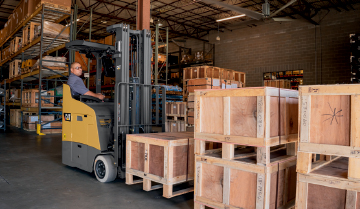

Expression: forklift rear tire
xmin=94 ymin=155 xmax=117 ymax=183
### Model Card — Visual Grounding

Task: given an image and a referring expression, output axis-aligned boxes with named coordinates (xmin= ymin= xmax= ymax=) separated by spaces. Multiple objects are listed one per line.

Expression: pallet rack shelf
xmin=0 ymin=3 xmax=72 ymax=134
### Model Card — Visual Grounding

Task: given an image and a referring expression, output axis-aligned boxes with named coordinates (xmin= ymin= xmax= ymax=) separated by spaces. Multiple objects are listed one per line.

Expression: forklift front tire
xmin=94 ymin=155 xmax=117 ymax=183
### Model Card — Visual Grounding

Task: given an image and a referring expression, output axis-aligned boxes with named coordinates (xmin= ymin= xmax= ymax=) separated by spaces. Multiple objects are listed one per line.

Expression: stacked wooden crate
xmin=10 ymin=109 xmax=22 ymax=127
xmin=10 ymin=37 xmax=22 ymax=54
xmin=187 ymin=93 xmax=195 ymax=128
xmin=194 ymin=87 xmax=299 ymax=209
xmin=9 ymin=60 xmax=22 ymax=78
xmin=23 ymin=113 xmax=55 ymax=131
xmin=126 ymin=132 xmax=194 ymax=198
xmin=22 ymin=22 xmax=40 ymax=46
xmin=183 ymin=66 xmax=246 ymax=102
xmin=296 ymin=84 xmax=360 ymax=209
xmin=264 ymin=80 xmax=291 ymax=89
xmin=22 ymin=89 xmax=54 ymax=107
xmin=165 ymin=102 xmax=187 ymax=132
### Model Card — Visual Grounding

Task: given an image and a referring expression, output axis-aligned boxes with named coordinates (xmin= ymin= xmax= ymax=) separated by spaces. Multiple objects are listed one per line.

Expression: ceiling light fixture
xmin=216 ymin=14 xmax=246 ymax=22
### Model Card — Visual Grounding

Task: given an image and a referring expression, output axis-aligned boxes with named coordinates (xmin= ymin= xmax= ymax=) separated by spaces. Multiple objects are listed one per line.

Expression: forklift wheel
xmin=94 ymin=155 xmax=117 ymax=183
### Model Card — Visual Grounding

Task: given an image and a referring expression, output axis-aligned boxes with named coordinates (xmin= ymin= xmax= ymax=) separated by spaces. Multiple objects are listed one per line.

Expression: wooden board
xmin=310 ymin=95 xmax=350 ymax=146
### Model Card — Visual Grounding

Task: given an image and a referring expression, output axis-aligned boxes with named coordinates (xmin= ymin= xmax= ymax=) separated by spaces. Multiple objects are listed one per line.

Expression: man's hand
xmin=96 ymin=93 xmax=105 ymax=100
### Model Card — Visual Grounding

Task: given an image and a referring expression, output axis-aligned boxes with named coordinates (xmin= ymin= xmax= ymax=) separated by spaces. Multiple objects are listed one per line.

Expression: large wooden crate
xmin=187 ymin=78 xmax=223 ymax=93
xmin=195 ymin=87 xmax=299 ymax=148
xmin=22 ymin=89 xmax=55 ymax=107
xmin=194 ymin=152 xmax=297 ymax=209
xmin=166 ymin=102 xmax=187 ymax=117
xmin=296 ymin=157 xmax=360 ymax=209
xmin=165 ymin=120 xmax=186 ymax=132
xmin=183 ymin=66 xmax=222 ymax=80
xmin=298 ymin=84 xmax=360 ymax=181
xmin=126 ymin=132 xmax=194 ymax=198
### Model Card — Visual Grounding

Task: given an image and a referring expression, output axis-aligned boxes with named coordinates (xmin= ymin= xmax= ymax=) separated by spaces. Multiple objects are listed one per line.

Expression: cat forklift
xmin=62 ymin=24 xmax=166 ymax=182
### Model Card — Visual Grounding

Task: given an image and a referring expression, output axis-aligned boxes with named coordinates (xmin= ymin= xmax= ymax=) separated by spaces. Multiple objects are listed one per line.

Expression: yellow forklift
xmin=62 ymin=24 xmax=165 ymax=182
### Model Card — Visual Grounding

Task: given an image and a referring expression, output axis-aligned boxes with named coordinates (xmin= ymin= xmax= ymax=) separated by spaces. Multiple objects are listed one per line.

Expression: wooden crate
xmin=10 ymin=37 xmax=22 ymax=54
xmin=126 ymin=132 xmax=194 ymax=198
xmin=195 ymin=87 xmax=299 ymax=148
xmin=183 ymin=66 xmax=222 ymax=80
xmin=165 ymin=120 xmax=186 ymax=132
xmin=22 ymin=22 xmax=41 ymax=46
xmin=298 ymin=84 xmax=360 ymax=180
xmin=264 ymin=80 xmax=291 ymax=89
xmin=296 ymin=159 xmax=360 ymax=209
xmin=22 ymin=89 xmax=55 ymax=107
xmin=194 ymin=153 xmax=297 ymax=209
xmin=234 ymin=71 xmax=246 ymax=84
xmin=165 ymin=102 xmax=187 ymax=117
xmin=187 ymin=78 xmax=223 ymax=93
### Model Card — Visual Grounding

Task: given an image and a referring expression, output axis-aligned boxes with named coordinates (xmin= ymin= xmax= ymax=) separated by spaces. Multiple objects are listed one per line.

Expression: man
xmin=67 ymin=62 xmax=105 ymax=100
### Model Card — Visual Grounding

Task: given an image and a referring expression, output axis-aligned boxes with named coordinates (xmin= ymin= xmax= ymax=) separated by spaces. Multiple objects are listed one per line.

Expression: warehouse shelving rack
xmin=0 ymin=79 xmax=6 ymax=131
xmin=0 ymin=4 xmax=73 ymax=134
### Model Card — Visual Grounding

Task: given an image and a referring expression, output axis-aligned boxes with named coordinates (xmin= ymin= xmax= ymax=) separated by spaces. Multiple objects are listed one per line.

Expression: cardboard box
xmin=23 ymin=0 xmax=36 ymax=19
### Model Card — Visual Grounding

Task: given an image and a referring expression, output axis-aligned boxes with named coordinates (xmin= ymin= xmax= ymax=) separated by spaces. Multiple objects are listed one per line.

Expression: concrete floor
xmin=0 ymin=127 xmax=194 ymax=209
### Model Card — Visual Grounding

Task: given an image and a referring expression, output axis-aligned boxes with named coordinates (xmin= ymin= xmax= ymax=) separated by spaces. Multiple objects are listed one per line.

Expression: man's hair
xmin=71 ymin=62 xmax=81 ymax=69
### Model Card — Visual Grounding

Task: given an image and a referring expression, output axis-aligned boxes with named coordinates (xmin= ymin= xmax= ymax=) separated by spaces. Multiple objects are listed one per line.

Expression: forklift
xmin=62 ymin=24 xmax=166 ymax=182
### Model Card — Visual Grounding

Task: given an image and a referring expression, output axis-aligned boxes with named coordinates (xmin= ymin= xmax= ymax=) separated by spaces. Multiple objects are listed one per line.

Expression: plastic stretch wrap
xmin=35 ymin=21 xmax=70 ymax=39
xmin=33 ymin=56 xmax=67 ymax=69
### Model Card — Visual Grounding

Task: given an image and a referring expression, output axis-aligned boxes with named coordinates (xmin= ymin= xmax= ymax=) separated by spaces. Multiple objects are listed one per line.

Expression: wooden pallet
xmin=9 ymin=60 xmax=22 ymax=79
xmin=126 ymin=132 xmax=194 ymax=198
xmin=195 ymin=87 xmax=299 ymax=148
xmin=194 ymin=153 xmax=297 ymax=209
xmin=298 ymin=84 xmax=360 ymax=180
xmin=296 ymin=161 xmax=360 ymax=209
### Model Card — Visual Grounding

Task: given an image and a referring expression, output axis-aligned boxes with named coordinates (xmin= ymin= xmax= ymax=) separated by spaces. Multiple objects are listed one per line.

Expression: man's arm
xmin=84 ymin=91 xmax=105 ymax=100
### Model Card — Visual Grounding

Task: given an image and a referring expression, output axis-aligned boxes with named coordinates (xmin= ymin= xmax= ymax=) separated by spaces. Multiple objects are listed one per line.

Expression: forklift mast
xmin=107 ymin=24 xmax=166 ymax=178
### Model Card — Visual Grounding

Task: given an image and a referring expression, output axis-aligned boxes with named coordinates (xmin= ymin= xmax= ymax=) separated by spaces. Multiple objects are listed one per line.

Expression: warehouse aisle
xmin=0 ymin=127 xmax=193 ymax=209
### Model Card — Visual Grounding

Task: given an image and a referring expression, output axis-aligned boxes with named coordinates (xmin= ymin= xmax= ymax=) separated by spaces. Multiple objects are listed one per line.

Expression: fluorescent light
xmin=216 ymin=14 xmax=246 ymax=22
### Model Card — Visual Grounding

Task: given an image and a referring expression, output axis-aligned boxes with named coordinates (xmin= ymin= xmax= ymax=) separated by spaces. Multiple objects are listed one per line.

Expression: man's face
xmin=71 ymin=64 xmax=82 ymax=76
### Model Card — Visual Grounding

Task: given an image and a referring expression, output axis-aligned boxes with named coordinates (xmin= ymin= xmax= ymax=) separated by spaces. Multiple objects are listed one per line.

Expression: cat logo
xmin=64 ymin=113 xmax=71 ymax=121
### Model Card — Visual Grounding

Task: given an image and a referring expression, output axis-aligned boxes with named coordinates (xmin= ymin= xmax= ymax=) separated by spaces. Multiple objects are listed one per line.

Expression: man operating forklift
xmin=67 ymin=62 xmax=105 ymax=100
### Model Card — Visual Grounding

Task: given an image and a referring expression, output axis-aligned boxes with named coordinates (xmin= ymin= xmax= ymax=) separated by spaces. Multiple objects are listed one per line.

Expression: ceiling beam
xmin=277 ymin=0 xmax=319 ymax=25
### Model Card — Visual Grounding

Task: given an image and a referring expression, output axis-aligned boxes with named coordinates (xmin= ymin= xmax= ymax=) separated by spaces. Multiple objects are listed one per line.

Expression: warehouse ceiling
xmin=0 ymin=0 xmax=358 ymax=41
xmin=74 ymin=0 xmax=359 ymax=41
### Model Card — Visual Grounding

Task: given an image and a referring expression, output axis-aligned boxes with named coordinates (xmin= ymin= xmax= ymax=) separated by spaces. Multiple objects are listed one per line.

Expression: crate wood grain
xmin=194 ymin=153 xmax=297 ymax=209
xmin=296 ymin=163 xmax=360 ymax=209
xmin=195 ymin=87 xmax=299 ymax=147
xmin=126 ymin=132 xmax=194 ymax=198
xmin=298 ymin=84 xmax=360 ymax=181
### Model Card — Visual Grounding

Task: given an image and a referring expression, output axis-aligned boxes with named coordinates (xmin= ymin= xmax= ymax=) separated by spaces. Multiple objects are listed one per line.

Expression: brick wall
xmin=179 ymin=7 xmax=360 ymax=87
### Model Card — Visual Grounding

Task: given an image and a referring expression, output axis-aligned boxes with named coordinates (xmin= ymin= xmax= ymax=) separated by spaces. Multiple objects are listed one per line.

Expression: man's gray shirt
xmin=67 ymin=73 xmax=89 ymax=96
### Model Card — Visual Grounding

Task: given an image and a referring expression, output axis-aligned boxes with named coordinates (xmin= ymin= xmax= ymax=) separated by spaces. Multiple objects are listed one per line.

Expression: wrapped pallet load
xmin=34 ymin=21 xmax=70 ymax=39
